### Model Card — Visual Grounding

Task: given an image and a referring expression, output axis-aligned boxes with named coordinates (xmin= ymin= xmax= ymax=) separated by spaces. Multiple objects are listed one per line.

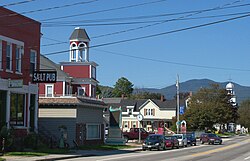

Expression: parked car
xmin=200 ymin=133 xmax=222 ymax=145
xmin=164 ymin=136 xmax=179 ymax=149
xmin=142 ymin=134 xmax=165 ymax=151
xmin=173 ymin=134 xmax=187 ymax=147
xmin=123 ymin=128 xmax=154 ymax=143
xmin=186 ymin=132 xmax=196 ymax=146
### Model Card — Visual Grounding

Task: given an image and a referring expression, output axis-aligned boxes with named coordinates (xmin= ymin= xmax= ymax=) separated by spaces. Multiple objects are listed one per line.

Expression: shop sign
xmin=8 ymin=79 xmax=23 ymax=88
xmin=32 ymin=71 xmax=57 ymax=83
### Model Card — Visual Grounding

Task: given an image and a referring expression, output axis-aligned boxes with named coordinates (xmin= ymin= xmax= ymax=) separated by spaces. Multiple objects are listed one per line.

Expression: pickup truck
xmin=123 ymin=128 xmax=154 ymax=142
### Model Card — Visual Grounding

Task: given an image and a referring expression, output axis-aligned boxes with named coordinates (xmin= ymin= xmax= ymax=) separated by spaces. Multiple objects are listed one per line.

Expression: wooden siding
xmin=38 ymin=118 xmax=76 ymax=147
xmin=76 ymin=107 xmax=103 ymax=123
xmin=38 ymin=108 xmax=77 ymax=118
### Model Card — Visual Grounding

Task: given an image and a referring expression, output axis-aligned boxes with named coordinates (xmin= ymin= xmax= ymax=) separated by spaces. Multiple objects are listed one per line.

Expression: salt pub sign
xmin=32 ymin=71 xmax=57 ymax=83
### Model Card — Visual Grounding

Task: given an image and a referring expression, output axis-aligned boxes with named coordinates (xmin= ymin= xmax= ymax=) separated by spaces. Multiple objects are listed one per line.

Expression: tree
xmin=112 ymin=77 xmax=133 ymax=97
xmin=182 ymin=84 xmax=234 ymax=131
xmin=237 ymin=99 xmax=250 ymax=129
xmin=96 ymin=85 xmax=114 ymax=98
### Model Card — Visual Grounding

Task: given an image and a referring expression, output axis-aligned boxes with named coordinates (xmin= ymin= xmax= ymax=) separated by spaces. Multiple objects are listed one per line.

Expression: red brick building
xmin=0 ymin=7 xmax=41 ymax=136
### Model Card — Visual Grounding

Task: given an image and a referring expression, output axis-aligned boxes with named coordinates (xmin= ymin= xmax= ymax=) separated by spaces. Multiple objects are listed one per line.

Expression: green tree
xmin=237 ymin=99 xmax=250 ymax=129
xmin=182 ymin=84 xmax=234 ymax=131
xmin=96 ymin=85 xmax=114 ymax=98
xmin=112 ymin=77 xmax=133 ymax=97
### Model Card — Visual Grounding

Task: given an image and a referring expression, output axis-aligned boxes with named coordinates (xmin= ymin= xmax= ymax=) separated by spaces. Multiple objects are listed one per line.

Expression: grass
xmin=79 ymin=144 xmax=137 ymax=150
xmin=5 ymin=152 xmax=47 ymax=157
xmin=217 ymin=132 xmax=235 ymax=137
xmin=0 ymin=158 xmax=6 ymax=161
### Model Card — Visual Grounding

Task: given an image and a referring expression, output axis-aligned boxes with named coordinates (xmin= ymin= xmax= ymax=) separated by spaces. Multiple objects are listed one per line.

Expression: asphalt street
xmin=63 ymin=135 xmax=250 ymax=161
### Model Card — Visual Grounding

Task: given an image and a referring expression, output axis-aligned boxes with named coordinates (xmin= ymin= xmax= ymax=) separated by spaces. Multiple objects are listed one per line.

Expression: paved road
xmin=64 ymin=135 xmax=250 ymax=161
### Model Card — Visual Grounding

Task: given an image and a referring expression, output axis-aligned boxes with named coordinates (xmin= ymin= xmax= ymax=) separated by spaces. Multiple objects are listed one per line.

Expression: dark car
xmin=186 ymin=132 xmax=196 ymax=146
xmin=164 ymin=136 xmax=179 ymax=149
xmin=200 ymin=133 xmax=222 ymax=145
xmin=142 ymin=134 xmax=165 ymax=151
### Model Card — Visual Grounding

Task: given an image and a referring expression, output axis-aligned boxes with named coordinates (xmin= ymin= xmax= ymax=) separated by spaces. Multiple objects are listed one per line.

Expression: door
xmin=29 ymin=94 xmax=36 ymax=132
xmin=0 ymin=90 xmax=7 ymax=129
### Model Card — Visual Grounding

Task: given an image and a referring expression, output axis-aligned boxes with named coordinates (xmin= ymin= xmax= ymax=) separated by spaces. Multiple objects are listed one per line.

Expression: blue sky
xmin=4 ymin=0 xmax=250 ymax=88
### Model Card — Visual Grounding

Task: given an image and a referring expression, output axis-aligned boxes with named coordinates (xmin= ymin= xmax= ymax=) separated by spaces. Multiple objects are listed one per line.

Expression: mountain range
xmin=136 ymin=79 xmax=250 ymax=104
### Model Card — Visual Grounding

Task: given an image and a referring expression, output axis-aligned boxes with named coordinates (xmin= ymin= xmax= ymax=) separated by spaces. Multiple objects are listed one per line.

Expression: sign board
xmin=180 ymin=106 xmax=185 ymax=115
xmin=8 ymin=79 xmax=23 ymax=88
xmin=32 ymin=71 xmax=57 ymax=83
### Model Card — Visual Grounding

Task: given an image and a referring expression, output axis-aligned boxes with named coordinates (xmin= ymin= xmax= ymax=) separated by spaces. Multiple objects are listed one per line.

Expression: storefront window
xmin=10 ymin=93 xmax=25 ymax=126
xmin=87 ymin=124 xmax=100 ymax=139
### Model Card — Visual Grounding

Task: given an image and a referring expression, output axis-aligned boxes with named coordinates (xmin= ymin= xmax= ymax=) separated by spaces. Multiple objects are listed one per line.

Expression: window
xmin=0 ymin=41 xmax=2 ymax=69
xmin=123 ymin=121 xmax=128 ymax=128
xmin=132 ymin=121 xmax=136 ymax=128
xmin=45 ymin=84 xmax=53 ymax=97
xmin=6 ymin=43 xmax=12 ymax=71
xmin=146 ymin=109 xmax=153 ymax=116
xmin=77 ymin=87 xmax=85 ymax=96
xmin=128 ymin=109 xmax=132 ymax=115
xmin=87 ymin=124 xmax=100 ymax=139
xmin=16 ymin=45 xmax=22 ymax=73
xmin=10 ymin=93 xmax=25 ymax=126
xmin=70 ymin=43 xmax=77 ymax=62
xmin=30 ymin=50 xmax=37 ymax=75
xmin=91 ymin=66 xmax=96 ymax=79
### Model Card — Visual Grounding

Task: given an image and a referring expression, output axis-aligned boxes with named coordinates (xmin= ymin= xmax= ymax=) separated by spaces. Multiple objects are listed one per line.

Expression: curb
xmin=37 ymin=148 xmax=142 ymax=161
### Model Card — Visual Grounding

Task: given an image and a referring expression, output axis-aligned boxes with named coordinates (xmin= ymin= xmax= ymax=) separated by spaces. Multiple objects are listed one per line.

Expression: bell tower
xmin=69 ymin=27 xmax=90 ymax=62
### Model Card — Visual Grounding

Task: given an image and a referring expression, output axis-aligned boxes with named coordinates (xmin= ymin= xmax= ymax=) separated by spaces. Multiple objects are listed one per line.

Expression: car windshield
xmin=147 ymin=135 xmax=162 ymax=140
xmin=208 ymin=134 xmax=217 ymax=137
xmin=174 ymin=135 xmax=182 ymax=139
xmin=165 ymin=136 xmax=172 ymax=140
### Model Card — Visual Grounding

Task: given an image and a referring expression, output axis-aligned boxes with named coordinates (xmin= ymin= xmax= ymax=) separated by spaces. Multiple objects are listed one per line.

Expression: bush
xmin=24 ymin=133 xmax=38 ymax=149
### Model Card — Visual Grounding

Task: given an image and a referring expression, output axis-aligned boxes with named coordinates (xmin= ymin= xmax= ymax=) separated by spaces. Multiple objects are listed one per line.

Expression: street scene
xmin=1 ymin=1 xmax=250 ymax=161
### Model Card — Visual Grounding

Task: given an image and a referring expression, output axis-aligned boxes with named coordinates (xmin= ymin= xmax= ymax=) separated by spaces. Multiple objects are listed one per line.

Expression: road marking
xmin=192 ymin=139 xmax=250 ymax=158
xmin=245 ymin=156 xmax=250 ymax=160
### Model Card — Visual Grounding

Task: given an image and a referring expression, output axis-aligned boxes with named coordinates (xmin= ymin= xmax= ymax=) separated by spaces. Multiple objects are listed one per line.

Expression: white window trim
xmin=70 ymin=42 xmax=77 ymax=62
xmin=45 ymin=84 xmax=54 ymax=97
xmin=146 ymin=109 xmax=153 ymax=116
xmin=86 ymin=123 xmax=101 ymax=140
xmin=15 ymin=45 xmax=23 ymax=74
xmin=77 ymin=87 xmax=85 ymax=96
xmin=6 ymin=42 xmax=12 ymax=72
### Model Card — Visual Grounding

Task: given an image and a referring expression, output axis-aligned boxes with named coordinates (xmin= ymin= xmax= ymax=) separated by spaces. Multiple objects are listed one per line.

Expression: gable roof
xmin=103 ymin=98 xmax=186 ymax=112
xmin=40 ymin=55 xmax=69 ymax=79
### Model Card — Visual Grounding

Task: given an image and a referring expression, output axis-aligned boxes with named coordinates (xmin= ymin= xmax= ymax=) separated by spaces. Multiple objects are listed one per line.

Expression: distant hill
xmin=135 ymin=79 xmax=250 ymax=104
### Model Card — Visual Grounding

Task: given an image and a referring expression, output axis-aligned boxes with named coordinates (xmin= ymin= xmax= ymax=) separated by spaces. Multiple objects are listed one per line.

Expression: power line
xmin=40 ymin=0 xmax=168 ymax=21
xmin=93 ymin=49 xmax=250 ymax=72
xmin=41 ymin=13 xmax=250 ymax=73
xmin=1 ymin=0 xmax=36 ymax=7
xmin=90 ymin=13 xmax=250 ymax=48
xmin=42 ymin=11 xmax=250 ymax=27
xmin=42 ymin=3 xmax=250 ymax=25
xmin=0 ymin=0 xmax=100 ymax=18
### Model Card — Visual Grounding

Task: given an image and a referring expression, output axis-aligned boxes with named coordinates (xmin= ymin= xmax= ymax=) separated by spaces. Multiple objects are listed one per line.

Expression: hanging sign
xmin=32 ymin=71 xmax=57 ymax=83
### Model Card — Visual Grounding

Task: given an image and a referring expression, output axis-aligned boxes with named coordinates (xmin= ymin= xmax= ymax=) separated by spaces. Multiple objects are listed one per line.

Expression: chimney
xmin=161 ymin=95 xmax=165 ymax=102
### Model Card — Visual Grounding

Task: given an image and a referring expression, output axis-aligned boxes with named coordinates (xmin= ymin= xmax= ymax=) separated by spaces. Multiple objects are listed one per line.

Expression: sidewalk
xmin=2 ymin=143 xmax=142 ymax=161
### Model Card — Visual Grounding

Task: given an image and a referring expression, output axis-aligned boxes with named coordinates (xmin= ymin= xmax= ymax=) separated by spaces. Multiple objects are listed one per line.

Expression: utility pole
xmin=176 ymin=74 xmax=180 ymax=134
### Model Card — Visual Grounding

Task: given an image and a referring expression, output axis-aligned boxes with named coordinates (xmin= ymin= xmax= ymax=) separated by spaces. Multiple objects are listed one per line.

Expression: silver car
xmin=173 ymin=134 xmax=188 ymax=147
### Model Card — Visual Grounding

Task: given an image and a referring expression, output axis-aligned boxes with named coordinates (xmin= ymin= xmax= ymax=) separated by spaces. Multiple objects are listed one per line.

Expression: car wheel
xmin=201 ymin=140 xmax=204 ymax=144
xmin=219 ymin=141 xmax=222 ymax=145
xmin=177 ymin=145 xmax=179 ymax=149
xmin=194 ymin=143 xmax=196 ymax=146
xmin=142 ymin=148 xmax=146 ymax=151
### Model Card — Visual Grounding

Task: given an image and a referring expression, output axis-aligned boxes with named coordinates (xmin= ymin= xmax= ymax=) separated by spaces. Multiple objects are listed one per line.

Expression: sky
xmin=3 ymin=0 xmax=250 ymax=88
